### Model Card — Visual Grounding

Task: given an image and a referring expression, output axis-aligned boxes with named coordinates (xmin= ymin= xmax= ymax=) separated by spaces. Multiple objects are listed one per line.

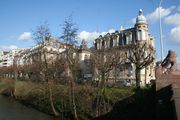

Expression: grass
xmin=0 ymin=78 xmax=134 ymax=119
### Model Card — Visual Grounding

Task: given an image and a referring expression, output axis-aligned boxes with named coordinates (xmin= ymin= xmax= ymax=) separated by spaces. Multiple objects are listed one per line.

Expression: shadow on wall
xmin=156 ymin=85 xmax=176 ymax=120
xmin=93 ymin=84 xmax=176 ymax=120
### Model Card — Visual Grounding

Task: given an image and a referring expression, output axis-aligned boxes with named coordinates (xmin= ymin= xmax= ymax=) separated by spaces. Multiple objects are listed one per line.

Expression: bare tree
xmin=0 ymin=66 xmax=15 ymax=78
xmin=91 ymin=47 xmax=124 ymax=116
xmin=33 ymin=22 xmax=60 ymax=116
xmin=52 ymin=58 xmax=68 ymax=84
xmin=60 ymin=15 xmax=79 ymax=120
xmin=126 ymin=42 xmax=155 ymax=88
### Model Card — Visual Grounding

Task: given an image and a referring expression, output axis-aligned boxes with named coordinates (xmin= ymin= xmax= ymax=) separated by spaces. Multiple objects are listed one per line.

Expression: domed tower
xmin=135 ymin=9 xmax=148 ymax=41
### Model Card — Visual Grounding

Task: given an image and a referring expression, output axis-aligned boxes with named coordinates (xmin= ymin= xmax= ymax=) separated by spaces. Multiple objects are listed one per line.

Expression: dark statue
xmin=156 ymin=50 xmax=180 ymax=75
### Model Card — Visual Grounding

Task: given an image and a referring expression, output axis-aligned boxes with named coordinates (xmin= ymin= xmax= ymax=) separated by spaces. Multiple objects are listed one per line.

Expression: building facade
xmin=94 ymin=9 xmax=155 ymax=86
xmin=78 ymin=40 xmax=92 ymax=81
xmin=13 ymin=37 xmax=67 ymax=66
xmin=0 ymin=50 xmax=20 ymax=67
xmin=0 ymin=10 xmax=156 ymax=86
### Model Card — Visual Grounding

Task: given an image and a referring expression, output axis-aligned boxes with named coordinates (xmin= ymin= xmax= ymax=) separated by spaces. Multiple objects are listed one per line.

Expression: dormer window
xmin=110 ymin=38 xmax=113 ymax=48
xmin=95 ymin=42 xmax=97 ymax=49
xmin=102 ymin=40 xmax=105 ymax=48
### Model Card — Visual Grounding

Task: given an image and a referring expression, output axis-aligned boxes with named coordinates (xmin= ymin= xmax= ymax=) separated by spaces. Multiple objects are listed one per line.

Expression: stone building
xmin=12 ymin=37 xmax=92 ymax=82
xmin=14 ymin=37 xmax=67 ymax=66
xmin=0 ymin=50 xmax=20 ymax=67
xmin=94 ymin=9 xmax=156 ymax=86
xmin=78 ymin=40 xmax=92 ymax=81
xmin=0 ymin=9 xmax=156 ymax=86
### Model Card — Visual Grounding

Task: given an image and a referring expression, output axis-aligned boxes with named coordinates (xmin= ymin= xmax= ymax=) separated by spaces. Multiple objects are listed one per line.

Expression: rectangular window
xmin=141 ymin=30 xmax=146 ymax=40
xmin=123 ymin=34 xmax=126 ymax=45
xmin=129 ymin=33 xmax=132 ymax=44
xmin=119 ymin=34 xmax=123 ymax=46
xmin=110 ymin=39 xmax=113 ymax=48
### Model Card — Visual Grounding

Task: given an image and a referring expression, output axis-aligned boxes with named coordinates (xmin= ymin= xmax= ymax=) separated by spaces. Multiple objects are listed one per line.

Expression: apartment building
xmin=0 ymin=50 xmax=20 ymax=67
xmin=13 ymin=37 xmax=67 ymax=66
xmin=0 ymin=10 xmax=156 ymax=86
xmin=94 ymin=9 xmax=156 ymax=86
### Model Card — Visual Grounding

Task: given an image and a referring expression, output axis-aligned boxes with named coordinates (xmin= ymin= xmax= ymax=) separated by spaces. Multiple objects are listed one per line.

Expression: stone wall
xmin=156 ymin=75 xmax=180 ymax=90
xmin=155 ymin=50 xmax=180 ymax=120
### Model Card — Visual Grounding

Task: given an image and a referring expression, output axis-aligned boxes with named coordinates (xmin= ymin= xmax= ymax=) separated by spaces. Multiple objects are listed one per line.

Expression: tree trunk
xmin=71 ymin=79 xmax=78 ymax=120
xmin=135 ymin=67 xmax=141 ymax=89
xmin=69 ymin=69 xmax=78 ymax=120
xmin=100 ymin=72 xmax=105 ymax=87
xmin=115 ymin=66 xmax=117 ymax=83
xmin=47 ymin=81 xmax=60 ymax=117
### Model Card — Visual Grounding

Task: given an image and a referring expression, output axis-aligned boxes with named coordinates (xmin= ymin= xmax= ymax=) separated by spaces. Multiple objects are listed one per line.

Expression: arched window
xmin=119 ymin=34 xmax=123 ymax=46
xmin=102 ymin=40 xmax=105 ymax=48
xmin=126 ymin=32 xmax=132 ymax=44
xmin=110 ymin=38 xmax=113 ymax=48
xmin=129 ymin=32 xmax=132 ymax=44
xmin=95 ymin=42 xmax=97 ymax=49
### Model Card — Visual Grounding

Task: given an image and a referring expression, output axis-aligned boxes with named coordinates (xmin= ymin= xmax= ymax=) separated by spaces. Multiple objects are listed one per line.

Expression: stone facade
xmin=0 ymin=50 xmax=20 ymax=67
xmin=94 ymin=9 xmax=156 ymax=86
xmin=3 ymin=37 xmax=91 ymax=81
xmin=0 ymin=10 xmax=156 ymax=86
xmin=78 ymin=40 xmax=92 ymax=81
xmin=13 ymin=37 xmax=67 ymax=66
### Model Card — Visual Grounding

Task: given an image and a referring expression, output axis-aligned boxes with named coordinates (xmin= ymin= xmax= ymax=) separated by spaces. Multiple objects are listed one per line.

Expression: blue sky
xmin=0 ymin=0 xmax=180 ymax=65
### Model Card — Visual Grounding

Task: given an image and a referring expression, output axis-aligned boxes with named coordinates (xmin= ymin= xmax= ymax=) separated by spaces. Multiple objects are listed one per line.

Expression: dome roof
xmin=136 ymin=9 xmax=147 ymax=24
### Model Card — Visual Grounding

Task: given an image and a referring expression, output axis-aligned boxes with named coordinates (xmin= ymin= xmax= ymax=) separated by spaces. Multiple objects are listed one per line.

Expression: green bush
xmin=0 ymin=79 xmax=135 ymax=119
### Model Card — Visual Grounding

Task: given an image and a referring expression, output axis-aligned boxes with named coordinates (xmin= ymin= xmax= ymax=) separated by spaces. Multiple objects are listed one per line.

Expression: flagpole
xmin=159 ymin=0 xmax=164 ymax=61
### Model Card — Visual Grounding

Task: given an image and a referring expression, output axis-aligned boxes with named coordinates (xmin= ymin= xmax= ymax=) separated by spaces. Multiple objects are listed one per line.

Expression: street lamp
xmin=159 ymin=0 xmax=164 ymax=61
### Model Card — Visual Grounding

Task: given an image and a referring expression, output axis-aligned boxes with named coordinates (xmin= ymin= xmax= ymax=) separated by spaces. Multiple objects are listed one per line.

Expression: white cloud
xmin=78 ymin=31 xmax=100 ymax=42
xmin=164 ymin=13 xmax=180 ymax=26
xmin=18 ymin=32 xmax=31 ymax=41
xmin=0 ymin=45 xmax=18 ymax=51
xmin=169 ymin=26 xmax=180 ymax=44
xmin=78 ymin=29 xmax=115 ymax=43
xmin=108 ymin=29 xmax=115 ymax=33
xmin=160 ymin=6 xmax=180 ymax=44
xmin=130 ymin=6 xmax=176 ymax=24
xmin=146 ymin=6 xmax=176 ymax=23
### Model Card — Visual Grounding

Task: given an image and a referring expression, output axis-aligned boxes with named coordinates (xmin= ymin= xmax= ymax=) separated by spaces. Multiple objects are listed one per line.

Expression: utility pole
xmin=159 ymin=0 xmax=164 ymax=61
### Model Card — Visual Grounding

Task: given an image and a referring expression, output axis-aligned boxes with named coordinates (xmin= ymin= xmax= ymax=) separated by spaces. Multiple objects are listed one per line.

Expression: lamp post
xmin=159 ymin=0 xmax=164 ymax=61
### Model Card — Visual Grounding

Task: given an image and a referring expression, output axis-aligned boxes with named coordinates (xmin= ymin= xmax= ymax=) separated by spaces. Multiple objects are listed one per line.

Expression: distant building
xmin=78 ymin=40 xmax=92 ymax=81
xmin=29 ymin=37 xmax=66 ymax=63
xmin=0 ymin=50 xmax=20 ymax=67
xmin=14 ymin=37 xmax=67 ymax=66
xmin=94 ymin=9 xmax=156 ymax=86
xmin=13 ymin=48 xmax=31 ymax=66
xmin=0 ymin=9 xmax=156 ymax=86
xmin=11 ymin=37 xmax=92 ymax=81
